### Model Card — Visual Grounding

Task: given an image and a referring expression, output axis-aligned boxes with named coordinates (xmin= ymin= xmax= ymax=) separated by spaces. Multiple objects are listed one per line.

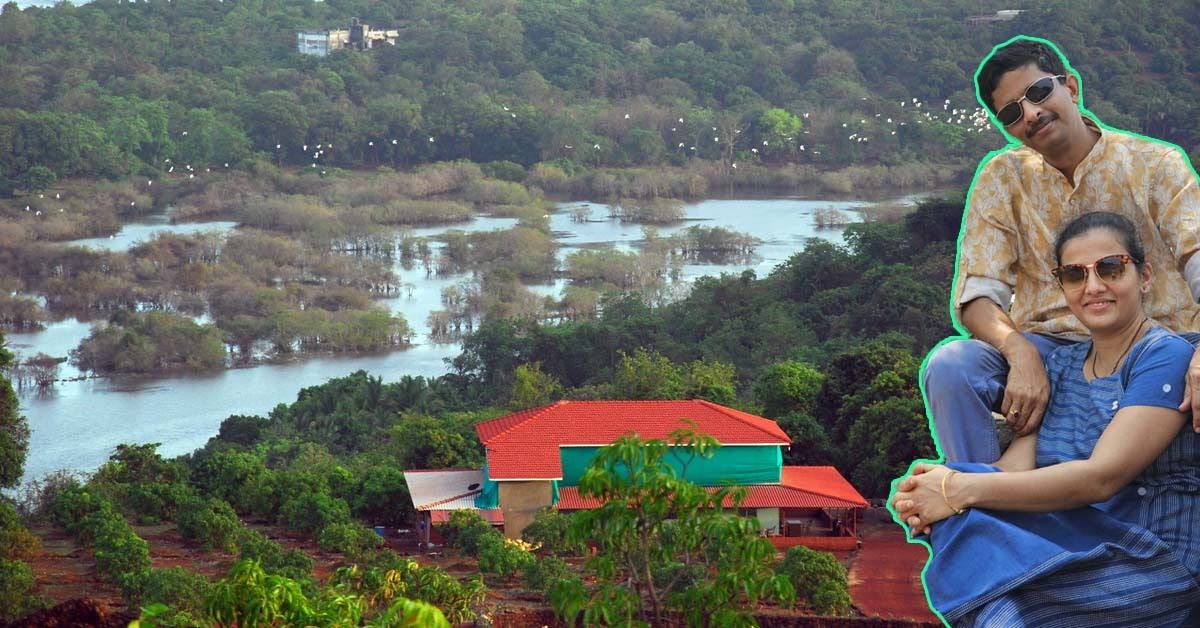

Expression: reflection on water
xmin=11 ymin=195 xmax=921 ymax=485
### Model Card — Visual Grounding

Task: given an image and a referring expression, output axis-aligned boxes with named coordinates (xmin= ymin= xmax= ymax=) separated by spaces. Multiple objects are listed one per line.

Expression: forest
xmin=2 ymin=0 xmax=1199 ymax=191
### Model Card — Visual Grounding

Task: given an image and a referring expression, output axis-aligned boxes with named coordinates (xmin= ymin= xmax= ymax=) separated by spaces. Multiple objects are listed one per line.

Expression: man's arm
xmin=960 ymin=297 xmax=1049 ymax=435
xmin=1149 ymin=148 xmax=1200 ymax=425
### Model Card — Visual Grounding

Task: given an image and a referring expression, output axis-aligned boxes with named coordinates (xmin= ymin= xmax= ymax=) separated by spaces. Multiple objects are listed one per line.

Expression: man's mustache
xmin=1027 ymin=113 xmax=1059 ymax=139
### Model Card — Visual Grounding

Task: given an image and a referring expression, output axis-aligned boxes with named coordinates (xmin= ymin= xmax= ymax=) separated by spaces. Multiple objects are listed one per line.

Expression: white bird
xmin=429 ymin=137 xmax=435 ymax=142
xmin=59 ymin=208 xmax=64 ymax=212
xmin=594 ymin=144 xmax=600 ymax=149
xmin=189 ymin=174 xmax=194 ymax=178
xmin=503 ymin=105 xmax=510 ymax=111
xmin=731 ymin=163 xmax=737 ymax=168
xmin=303 ymin=145 xmax=308 ymax=151
xmin=275 ymin=144 xmax=281 ymax=149
xmin=368 ymin=141 xmax=374 ymax=146
xmin=317 ymin=144 xmax=322 ymax=149
xmin=224 ymin=163 xmax=229 ymax=168
xmin=799 ymin=145 xmax=805 ymax=151
xmin=624 ymin=113 xmax=630 ymax=119
xmin=34 ymin=211 xmax=40 ymax=216
xmin=842 ymin=123 xmax=848 ymax=127
xmin=182 ymin=131 xmax=188 ymax=136
xmin=678 ymin=142 xmax=684 ymax=147
xmin=147 ymin=180 xmax=152 ymax=185
xmin=671 ymin=127 xmax=676 ymax=131
xmin=803 ymin=112 xmax=809 ymax=118
xmin=689 ymin=146 xmax=696 ymax=151
xmin=751 ymin=148 xmax=758 ymax=153
xmin=24 ymin=206 xmax=29 ymax=211
xmin=678 ymin=118 xmax=684 ymax=122
xmin=762 ymin=140 xmax=768 ymax=145
xmin=168 ymin=166 xmax=174 ymax=173
xmin=511 ymin=113 xmax=516 ymax=118
xmin=564 ymin=145 xmax=573 ymax=149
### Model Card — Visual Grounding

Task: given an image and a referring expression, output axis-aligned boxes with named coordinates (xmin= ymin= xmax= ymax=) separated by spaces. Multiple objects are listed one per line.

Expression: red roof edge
xmin=695 ymin=399 xmax=792 ymax=443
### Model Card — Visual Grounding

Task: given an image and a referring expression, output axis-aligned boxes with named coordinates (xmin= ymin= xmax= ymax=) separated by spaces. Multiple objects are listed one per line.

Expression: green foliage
xmin=754 ymin=360 xmax=824 ymax=418
xmin=441 ymin=509 xmax=498 ymax=557
xmin=0 ymin=558 xmax=41 ymax=623
xmin=0 ymin=500 xmax=39 ymax=561
xmin=0 ymin=334 xmax=29 ymax=489
xmin=176 ymin=497 xmax=241 ymax=553
xmin=508 ymin=362 xmax=564 ymax=409
xmin=121 ymin=567 xmax=212 ymax=614
xmin=777 ymin=546 xmax=852 ymax=616
xmin=204 ymin=560 xmax=322 ymax=627
xmin=70 ymin=311 xmax=226 ymax=374
xmin=280 ymin=492 xmax=351 ymax=534
xmin=521 ymin=508 xmax=583 ymax=556
xmin=477 ymin=533 xmax=536 ymax=576
xmin=522 ymin=554 xmax=571 ymax=597
xmin=234 ymin=528 xmax=313 ymax=581
xmin=550 ymin=430 xmax=794 ymax=626
xmin=316 ymin=522 xmax=384 ymax=561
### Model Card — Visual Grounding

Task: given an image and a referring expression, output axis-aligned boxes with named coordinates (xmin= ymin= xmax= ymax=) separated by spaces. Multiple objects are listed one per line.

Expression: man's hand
xmin=999 ymin=338 xmax=1050 ymax=436
xmin=1178 ymin=345 xmax=1200 ymax=431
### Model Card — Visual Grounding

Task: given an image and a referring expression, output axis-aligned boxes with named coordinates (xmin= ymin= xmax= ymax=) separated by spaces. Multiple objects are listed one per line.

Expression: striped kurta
xmin=923 ymin=327 xmax=1200 ymax=626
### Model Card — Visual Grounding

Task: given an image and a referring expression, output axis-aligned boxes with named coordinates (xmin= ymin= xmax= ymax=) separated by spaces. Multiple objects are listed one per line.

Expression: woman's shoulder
xmin=1122 ymin=326 xmax=1193 ymax=376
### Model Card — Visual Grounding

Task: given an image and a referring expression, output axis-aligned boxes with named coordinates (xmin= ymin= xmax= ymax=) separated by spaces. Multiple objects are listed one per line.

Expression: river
xmin=7 ymin=195 xmax=921 ymax=486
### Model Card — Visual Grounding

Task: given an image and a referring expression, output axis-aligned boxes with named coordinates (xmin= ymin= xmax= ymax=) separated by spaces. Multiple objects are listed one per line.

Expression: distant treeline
xmin=2 ymin=0 xmax=1198 ymax=192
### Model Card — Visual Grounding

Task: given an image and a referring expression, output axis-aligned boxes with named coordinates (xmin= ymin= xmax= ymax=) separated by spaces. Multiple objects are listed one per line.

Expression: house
xmin=296 ymin=19 xmax=400 ymax=57
xmin=404 ymin=400 xmax=867 ymax=550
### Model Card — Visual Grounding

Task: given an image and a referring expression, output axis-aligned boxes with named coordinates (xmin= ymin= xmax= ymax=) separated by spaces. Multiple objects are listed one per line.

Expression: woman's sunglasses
xmin=996 ymin=75 xmax=1066 ymax=127
xmin=1051 ymin=254 xmax=1139 ymax=289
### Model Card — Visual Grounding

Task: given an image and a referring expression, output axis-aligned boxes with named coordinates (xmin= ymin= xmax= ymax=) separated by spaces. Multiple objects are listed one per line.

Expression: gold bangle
xmin=941 ymin=469 xmax=965 ymax=515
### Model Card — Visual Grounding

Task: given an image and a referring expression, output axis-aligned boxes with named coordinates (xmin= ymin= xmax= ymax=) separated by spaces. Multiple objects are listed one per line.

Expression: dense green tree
xmin=549 ymin=430 xmax=793 ymax=626
xmin=0 ymin=332 xmax=29 ymax=489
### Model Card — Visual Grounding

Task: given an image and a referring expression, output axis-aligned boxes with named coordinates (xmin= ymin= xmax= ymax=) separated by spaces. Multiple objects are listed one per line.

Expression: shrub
xmin=777 ymin=546 xmax=851 ymax=616
xmin=235 ymin=528 xmax=313 ymax=581
xmin=121 ymin=566 xmax=212 ymax=611
xmin=0 ymin=501 xmax=39 ymax=561
xmin=523 ymin=555 xmax=570 ymax=596
xmin=521 ymin=509 xmax=582 ymax=556
xmin=440 ymin=510 xmax=497 ymax=556
xmin=316 ymin=523 xmax=384 ymax=560
xmin=176 ymin=497 xmax=241 ymax=552
xmin=0 ymin=559 xmax=41 ymax=623
xmin=280 ymin=492 xmax=350 ymax=534
xmin=477 ymin=534 xmax=535 ymax=576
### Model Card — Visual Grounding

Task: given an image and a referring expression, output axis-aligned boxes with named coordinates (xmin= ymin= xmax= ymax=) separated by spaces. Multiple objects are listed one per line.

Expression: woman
xmin=892 ymin=212 xmax=1200 ymax=627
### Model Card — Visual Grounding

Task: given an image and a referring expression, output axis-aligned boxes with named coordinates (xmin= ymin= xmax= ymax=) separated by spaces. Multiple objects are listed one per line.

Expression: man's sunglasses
xmin=996 ymin=75 xmax=1066 ymax=127
xmin=1051 ymin=254 xmax=1139 ymax=289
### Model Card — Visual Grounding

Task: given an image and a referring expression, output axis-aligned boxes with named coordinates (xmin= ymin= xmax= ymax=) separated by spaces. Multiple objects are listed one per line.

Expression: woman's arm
xmin=893 ymin=405 xmax=1185 ymax=527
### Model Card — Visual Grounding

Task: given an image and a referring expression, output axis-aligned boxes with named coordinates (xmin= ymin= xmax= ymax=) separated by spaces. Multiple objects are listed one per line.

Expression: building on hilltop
xmin=966 ymin=9 xmax=1026 ymax=25
xmin=404 ymin=400 xmax=868 ymax=551
xmin=296 ymin=18 xmax=399 ymax=57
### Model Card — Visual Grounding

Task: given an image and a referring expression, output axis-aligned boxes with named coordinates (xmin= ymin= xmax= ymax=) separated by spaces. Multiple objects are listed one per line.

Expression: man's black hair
xmin=977 ymin=38 xmax=1069 ymax=113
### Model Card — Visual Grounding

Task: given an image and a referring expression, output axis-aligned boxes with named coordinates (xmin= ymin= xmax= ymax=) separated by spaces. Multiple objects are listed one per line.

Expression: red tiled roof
xmin=476 ymin=400 xmax=791 ymax=480
xmin=780 ymin=466 xmax=868 ymax=506
xmin=555 ymin=466 xmax=866 ymax=510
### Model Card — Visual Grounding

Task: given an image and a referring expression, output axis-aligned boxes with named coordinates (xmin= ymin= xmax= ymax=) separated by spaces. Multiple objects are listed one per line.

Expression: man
xmin=925 ymin=36 xmax=1200 ymax=462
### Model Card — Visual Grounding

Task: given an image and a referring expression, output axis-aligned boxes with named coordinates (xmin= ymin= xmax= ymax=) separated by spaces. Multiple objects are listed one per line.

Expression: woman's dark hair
xmin=1053 ymin=212 xmax=1145 ymax=268
xmin=977 ymin=38 xmax=1069 ymax=113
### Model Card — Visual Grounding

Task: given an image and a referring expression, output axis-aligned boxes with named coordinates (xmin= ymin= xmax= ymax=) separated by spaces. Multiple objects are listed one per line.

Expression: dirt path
xmin=847 ymin=509 xmax=942 ymax=625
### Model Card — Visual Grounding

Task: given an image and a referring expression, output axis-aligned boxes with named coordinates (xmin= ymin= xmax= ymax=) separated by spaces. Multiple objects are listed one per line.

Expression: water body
xmin=10 ymin=195 xmax=916 ymax=485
